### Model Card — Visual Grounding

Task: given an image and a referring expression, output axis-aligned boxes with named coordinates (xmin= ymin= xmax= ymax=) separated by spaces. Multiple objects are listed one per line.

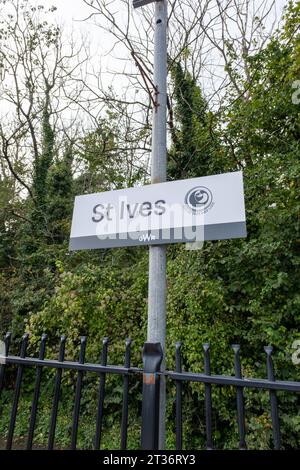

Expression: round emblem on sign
xmin=185 ymin=186 xmax=213 ymax=213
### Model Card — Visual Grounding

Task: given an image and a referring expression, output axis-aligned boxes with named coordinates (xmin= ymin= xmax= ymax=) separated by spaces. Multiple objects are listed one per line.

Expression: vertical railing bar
xmin=48 ymin=335 xmax=66 ymax=450
xmin=6 ymin=333 xmax=29 ymax=450
xmin=203 ymin=343 xmax=213 ymax=450
xmin=175 ymin=342 xmax=182 ymax=451
xmin=232 ymin=344 xmax=247 ymax=450
xmin=94 ymin=337 xmax=109 ymax=450
xmin=264 ymin=346 xmax=281 ymax=450
xmin=121 ymin=338 xmax=131 ymax=450
xmin=71 ymin=336 xmax=87 ymax=450
xmin=0 ymin=332 xmax=11 ymax=399
xmin=27 ymin=334 xmax=47 ymax=450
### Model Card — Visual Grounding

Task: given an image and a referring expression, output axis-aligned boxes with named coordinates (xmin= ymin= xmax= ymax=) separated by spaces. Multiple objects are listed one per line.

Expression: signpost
xmin=69 ymin=0 xmax=247 ymax=450
xmin=134 ymin=0 xmax=168 ymax=449
xmin=133 ymin=0 xmax=157 ymax=7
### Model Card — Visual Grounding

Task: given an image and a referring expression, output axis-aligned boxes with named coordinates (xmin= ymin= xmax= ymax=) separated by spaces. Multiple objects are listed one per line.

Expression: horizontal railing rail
xmin=167 ymin=342 xmax=300 ymax=451
xmin=0 ymin=334 xmax=136 ymax=451
xmin=5 ymin=356 xmax=142 ymax=376
xmin=165 ymin=370 xmax=300 ymax=391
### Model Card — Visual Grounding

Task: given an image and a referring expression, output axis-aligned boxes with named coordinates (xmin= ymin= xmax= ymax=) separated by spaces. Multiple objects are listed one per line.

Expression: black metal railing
xmin=1 ymin=332 xmax=300 ymax=450
xmin=0 ymin=333 xmax=142 ymax=450
xmin=166 ymin=342 xmax=300 ymax=451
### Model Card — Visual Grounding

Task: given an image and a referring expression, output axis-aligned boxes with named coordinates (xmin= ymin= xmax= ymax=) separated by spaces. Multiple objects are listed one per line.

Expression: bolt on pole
xmin=147 ymin=0 xmax=168 ymax=450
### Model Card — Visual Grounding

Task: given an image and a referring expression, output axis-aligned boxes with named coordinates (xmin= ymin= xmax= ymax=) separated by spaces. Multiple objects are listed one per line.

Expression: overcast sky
xmin=41 ymin=0 xmax=288 ymax=37
xmin=39 ymin=0 xmax=288 ymax=94
xmin=41 ymin=0 xmax=288 ymax=28
xmin=39 ymin=0 xmax=148 ymax=93
xmin=0 ymin=0 xmax=290 ymax=119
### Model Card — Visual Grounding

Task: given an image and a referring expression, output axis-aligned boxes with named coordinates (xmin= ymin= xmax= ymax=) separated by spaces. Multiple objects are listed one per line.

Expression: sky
xmin=0 ymin=0 xmax=290 ymax=123
xmin=41 ymin=0 xmax=288 ymax=29
xmin=40 ymin=0 xmax=145 ymax=77
xmin=36 ymin=0 xmax=156 ymax=103
xmin=0 ymin=0 xmax=291 ymax=186
xmin=39 ymin=0 xmax=289 ymax=98
xmin=40 ymin=0 xmax=288 ymax=43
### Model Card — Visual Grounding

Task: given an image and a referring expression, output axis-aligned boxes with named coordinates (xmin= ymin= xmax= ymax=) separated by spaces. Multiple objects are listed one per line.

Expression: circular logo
xmin=185 ymin=186 xmax=213 ymax=213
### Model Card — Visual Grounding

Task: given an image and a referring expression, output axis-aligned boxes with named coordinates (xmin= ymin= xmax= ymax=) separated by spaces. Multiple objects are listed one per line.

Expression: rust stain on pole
xmin=143 ymin=373 xmax=156 ymax=385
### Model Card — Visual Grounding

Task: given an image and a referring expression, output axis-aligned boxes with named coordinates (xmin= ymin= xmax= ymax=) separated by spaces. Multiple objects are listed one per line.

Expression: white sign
xmin=69 ymin=171 xmax=246 ymax=250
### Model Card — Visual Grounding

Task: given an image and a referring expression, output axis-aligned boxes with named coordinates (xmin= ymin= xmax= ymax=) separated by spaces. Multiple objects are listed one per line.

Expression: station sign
xmin=69 ymin=171 xmax=246 ymax=251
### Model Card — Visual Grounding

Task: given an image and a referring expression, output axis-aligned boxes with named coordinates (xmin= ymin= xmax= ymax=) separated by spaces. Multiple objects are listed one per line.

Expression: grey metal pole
xmin=147 ymin=0 xmax=168 ymax=450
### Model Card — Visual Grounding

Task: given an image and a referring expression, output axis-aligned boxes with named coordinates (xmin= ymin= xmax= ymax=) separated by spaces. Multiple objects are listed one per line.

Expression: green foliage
xmin=76 ymin=113 xmax=143 ymax=194
xmin=0 ymin=374 xmax=142 ymax=450
xmin=25 ymin=253 xmax=148 ymax=365
xmin=168 ymin=61 xmax=218 ymax=179
xmin=33 ymin=102 xmax=55 ymax=214
xmin=46 ymin=144 xmax=74 ymax=243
